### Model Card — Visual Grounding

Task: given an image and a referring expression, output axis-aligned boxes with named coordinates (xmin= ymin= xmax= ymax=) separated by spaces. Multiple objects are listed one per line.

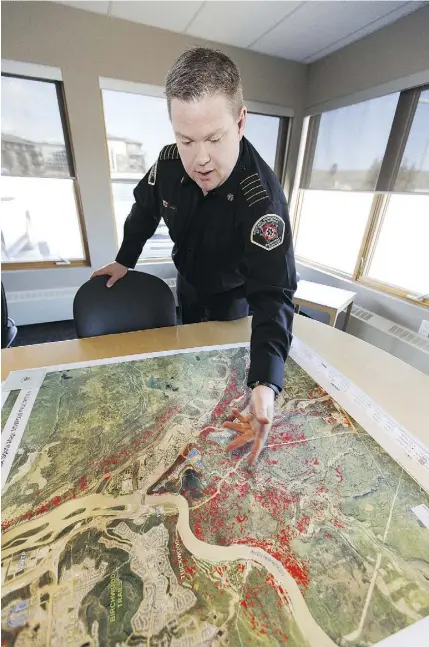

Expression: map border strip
xmin=1 ymin=387 xmax=41 ymax=489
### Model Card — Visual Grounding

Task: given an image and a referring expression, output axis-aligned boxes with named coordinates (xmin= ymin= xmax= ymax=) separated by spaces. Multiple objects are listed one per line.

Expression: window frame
xmin=293 ymin=84 xmax=429 ymax=308
xmin=100 ymin=78 xmax=293 ymax=264
xmin=1 ymin=67 xmax=89 ymax=271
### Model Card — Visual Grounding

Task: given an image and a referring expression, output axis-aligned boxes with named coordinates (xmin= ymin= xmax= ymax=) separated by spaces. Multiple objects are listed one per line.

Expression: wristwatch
xmin=249 ymin=381 xmax=281 ymax=399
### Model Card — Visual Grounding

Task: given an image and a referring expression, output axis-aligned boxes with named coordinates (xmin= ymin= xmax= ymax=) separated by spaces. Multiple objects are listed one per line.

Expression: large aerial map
xmin=1 ymin=344 xmax=428 ymax=647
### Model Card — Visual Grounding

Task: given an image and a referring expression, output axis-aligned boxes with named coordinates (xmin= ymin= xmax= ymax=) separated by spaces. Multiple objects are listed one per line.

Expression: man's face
xmin=171 ymin=93 xmax=246 ymax=193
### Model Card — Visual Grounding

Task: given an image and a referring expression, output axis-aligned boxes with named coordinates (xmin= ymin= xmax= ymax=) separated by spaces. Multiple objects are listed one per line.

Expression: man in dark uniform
xmin=92 ymin=47 xmax=297 ymax=465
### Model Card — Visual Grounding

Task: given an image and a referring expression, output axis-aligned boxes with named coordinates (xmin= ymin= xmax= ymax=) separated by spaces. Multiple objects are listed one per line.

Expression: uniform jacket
xmin=116 ymin=137 xmax=297 ymax=390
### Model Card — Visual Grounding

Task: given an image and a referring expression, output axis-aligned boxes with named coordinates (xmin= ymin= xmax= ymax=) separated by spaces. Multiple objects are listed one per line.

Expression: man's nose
xmin=195 ymin=143 xmax=210 ymax=168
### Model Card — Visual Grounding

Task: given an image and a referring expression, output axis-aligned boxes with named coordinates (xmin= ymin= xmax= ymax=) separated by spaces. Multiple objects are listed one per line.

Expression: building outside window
xmin=1 ymin=73 xmax=87 ymax=267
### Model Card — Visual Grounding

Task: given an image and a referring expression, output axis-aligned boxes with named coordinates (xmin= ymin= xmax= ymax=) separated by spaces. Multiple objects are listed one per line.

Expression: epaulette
xmin=159 ymin=143 xmax=180 ymax=161
xmin=240 ymin=172 xmax=269 ymax=208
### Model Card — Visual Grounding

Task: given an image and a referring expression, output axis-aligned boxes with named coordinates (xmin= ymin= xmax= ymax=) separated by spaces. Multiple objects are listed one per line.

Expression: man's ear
xmin=238 ymin=107 xmax=247 ymax=139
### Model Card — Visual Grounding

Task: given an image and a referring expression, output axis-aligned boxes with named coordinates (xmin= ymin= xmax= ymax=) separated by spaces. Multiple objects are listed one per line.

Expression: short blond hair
xmin=165 ymin=47 xmax=244 ymax=118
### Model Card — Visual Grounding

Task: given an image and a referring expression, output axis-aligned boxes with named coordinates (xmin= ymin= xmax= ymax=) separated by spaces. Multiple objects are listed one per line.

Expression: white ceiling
xmin=59 ymin=1 xmax=427 ymax=63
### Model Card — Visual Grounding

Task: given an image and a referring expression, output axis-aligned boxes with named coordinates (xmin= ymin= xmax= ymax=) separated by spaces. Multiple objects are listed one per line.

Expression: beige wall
xmin=306 ymin=4 xmax=429 ymax=112
xmin=1 ymin=0 xmax=306 ymax=306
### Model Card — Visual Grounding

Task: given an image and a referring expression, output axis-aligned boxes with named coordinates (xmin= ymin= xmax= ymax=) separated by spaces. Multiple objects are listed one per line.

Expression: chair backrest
xmin=1 ymin=283 xmax=8 ymax=337
xmin=1 ymin=282 xmax=18 ymax=349
xmin=73 ymin=272 xmax=176 ymax=339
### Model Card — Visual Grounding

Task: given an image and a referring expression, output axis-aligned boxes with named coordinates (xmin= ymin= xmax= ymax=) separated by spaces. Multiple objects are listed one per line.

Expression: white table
xmin=294 ymin=280 xmax=356 ymax=330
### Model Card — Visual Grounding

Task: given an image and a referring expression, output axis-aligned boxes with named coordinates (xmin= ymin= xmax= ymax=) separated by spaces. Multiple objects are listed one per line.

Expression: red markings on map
xmin=335 ymin=466 xmax=344 ymax=483
xmin=155 ymin=395 xmax=355 ymax=597
xmin=236 ymin=514 xmax=248 ymax=523
xmin=254 ymin=486 xmax=299 ymax=522
xmin=184 ymin=565 xmax=196 ymax=578
xmin=1 ymin=476 xmax=87 ymax=532
xmin=305 ymin=458 xmax=319 ymax=466
xmin=2 ymin=427 xmax=162 ymax=533
xmin=296 ymin=514 xmax=311 ymax=534
xmin=156 ymin=405 xmax=183 ymax=429
xmin=193 ymin=520 xmax=204 ymax=540
xmin=93 ymin=434 xmax=148 ymax=474
xmin=209 ymin=368 xmax=246 ymax=424
xmin=308 ymin=387 xmax=326 ymax=399
xmin=238 ymin=569 xmax=293 ymax=639
xmin=238 ymin=528 xmax=310 ymax=590
xmin=272 ymin=426 xmax=308 ymax=447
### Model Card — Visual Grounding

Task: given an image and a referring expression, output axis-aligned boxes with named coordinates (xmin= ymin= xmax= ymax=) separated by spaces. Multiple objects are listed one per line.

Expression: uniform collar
xmin=181 ymin=138 xmax=252 ymax=200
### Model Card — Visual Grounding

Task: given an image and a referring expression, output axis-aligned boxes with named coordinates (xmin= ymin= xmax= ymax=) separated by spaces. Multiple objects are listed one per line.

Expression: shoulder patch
xmin=251 ymin=214 xmax=284 ymax=251
xmin=159 ymin=143 xmax=180 ymax=161
xmin=240 ymin=173 xmax=269 ymax=207
xmin=148 ymin=160 xmax=158 ymax=186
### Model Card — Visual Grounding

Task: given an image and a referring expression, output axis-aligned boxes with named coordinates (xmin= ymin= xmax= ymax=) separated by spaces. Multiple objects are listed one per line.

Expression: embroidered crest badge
xmin=250 ymin=214 xmax=284 ymax=251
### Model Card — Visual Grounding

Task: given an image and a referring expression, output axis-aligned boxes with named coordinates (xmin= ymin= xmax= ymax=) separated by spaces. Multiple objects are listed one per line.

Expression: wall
xmin=297 ymin=4 xmax=429 ymax=341
xmin=1 ymin=0 xmax=306 ymax=321
xmin=306 ymin=4 xmax=429 ymax=112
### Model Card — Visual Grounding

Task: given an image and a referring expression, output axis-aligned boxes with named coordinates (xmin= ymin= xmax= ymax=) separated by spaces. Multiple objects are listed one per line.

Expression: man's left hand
xmin=224 ymin=385 xmax=274 ymax=466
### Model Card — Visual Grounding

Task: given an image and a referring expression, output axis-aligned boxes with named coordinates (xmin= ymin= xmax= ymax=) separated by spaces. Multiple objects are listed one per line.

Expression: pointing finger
xmin=248 ymin=427 xmax=270 ymax=466
xmin=231 ymin=408 xmax=250 ymax=424
xmin=254 ymin=412 xmax=270 ymax=425
xmin=226 ymin=433 xmax=254 ymax=452
xmin=223 ymin=421 xmax=247 ymax=433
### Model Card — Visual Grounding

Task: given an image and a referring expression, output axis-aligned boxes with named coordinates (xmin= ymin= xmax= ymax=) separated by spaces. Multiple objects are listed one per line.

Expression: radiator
xmin=349 ymin=305 xmax=429 ymax=376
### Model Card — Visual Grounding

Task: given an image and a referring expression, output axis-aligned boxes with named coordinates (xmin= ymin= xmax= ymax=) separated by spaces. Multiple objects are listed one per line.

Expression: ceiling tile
xmin=251 ymin=1 xmax=416 ymax=62
xmin=110 ymin=1 xmax=204 ymax=33
xmin=59 ymin=1 xmax=110 ymax=15
xmin=186 ymin=1 xmax=304 ymax=49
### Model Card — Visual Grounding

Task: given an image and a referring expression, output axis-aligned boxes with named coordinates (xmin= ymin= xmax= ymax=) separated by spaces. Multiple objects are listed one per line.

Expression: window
xmin=246 ymin=113 xmax=281 ymax=172
xmin=305 ymin=94 xmax=399 ymax=191
xmin=395 ymin=89 xmax=429 ymax=192
xmin=295 ymin=191 xmax=374 ymax=275
xmin=102 ymin=85 xmax=290 ymax=262
xmin=365 ymin=194 xmax=429 ymax=294
xmin=1 ymin=74 xmax=86 ymax=267
xmin=294 ymin=85 xmax=429 ymax=305
xmin=102 ymin=89 xmax=175 ymax=262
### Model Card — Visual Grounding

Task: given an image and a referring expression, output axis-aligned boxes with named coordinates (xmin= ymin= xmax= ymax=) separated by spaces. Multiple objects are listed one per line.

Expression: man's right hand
xmin=90 ymin=262 xmax=128 ymax=288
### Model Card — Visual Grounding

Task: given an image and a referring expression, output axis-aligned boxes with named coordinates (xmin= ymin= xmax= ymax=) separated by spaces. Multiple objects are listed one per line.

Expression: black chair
xmin=1 ymin=283 xmax=18 ymax=349
xmin=73 ymin=271 xmax=176 ymax=339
